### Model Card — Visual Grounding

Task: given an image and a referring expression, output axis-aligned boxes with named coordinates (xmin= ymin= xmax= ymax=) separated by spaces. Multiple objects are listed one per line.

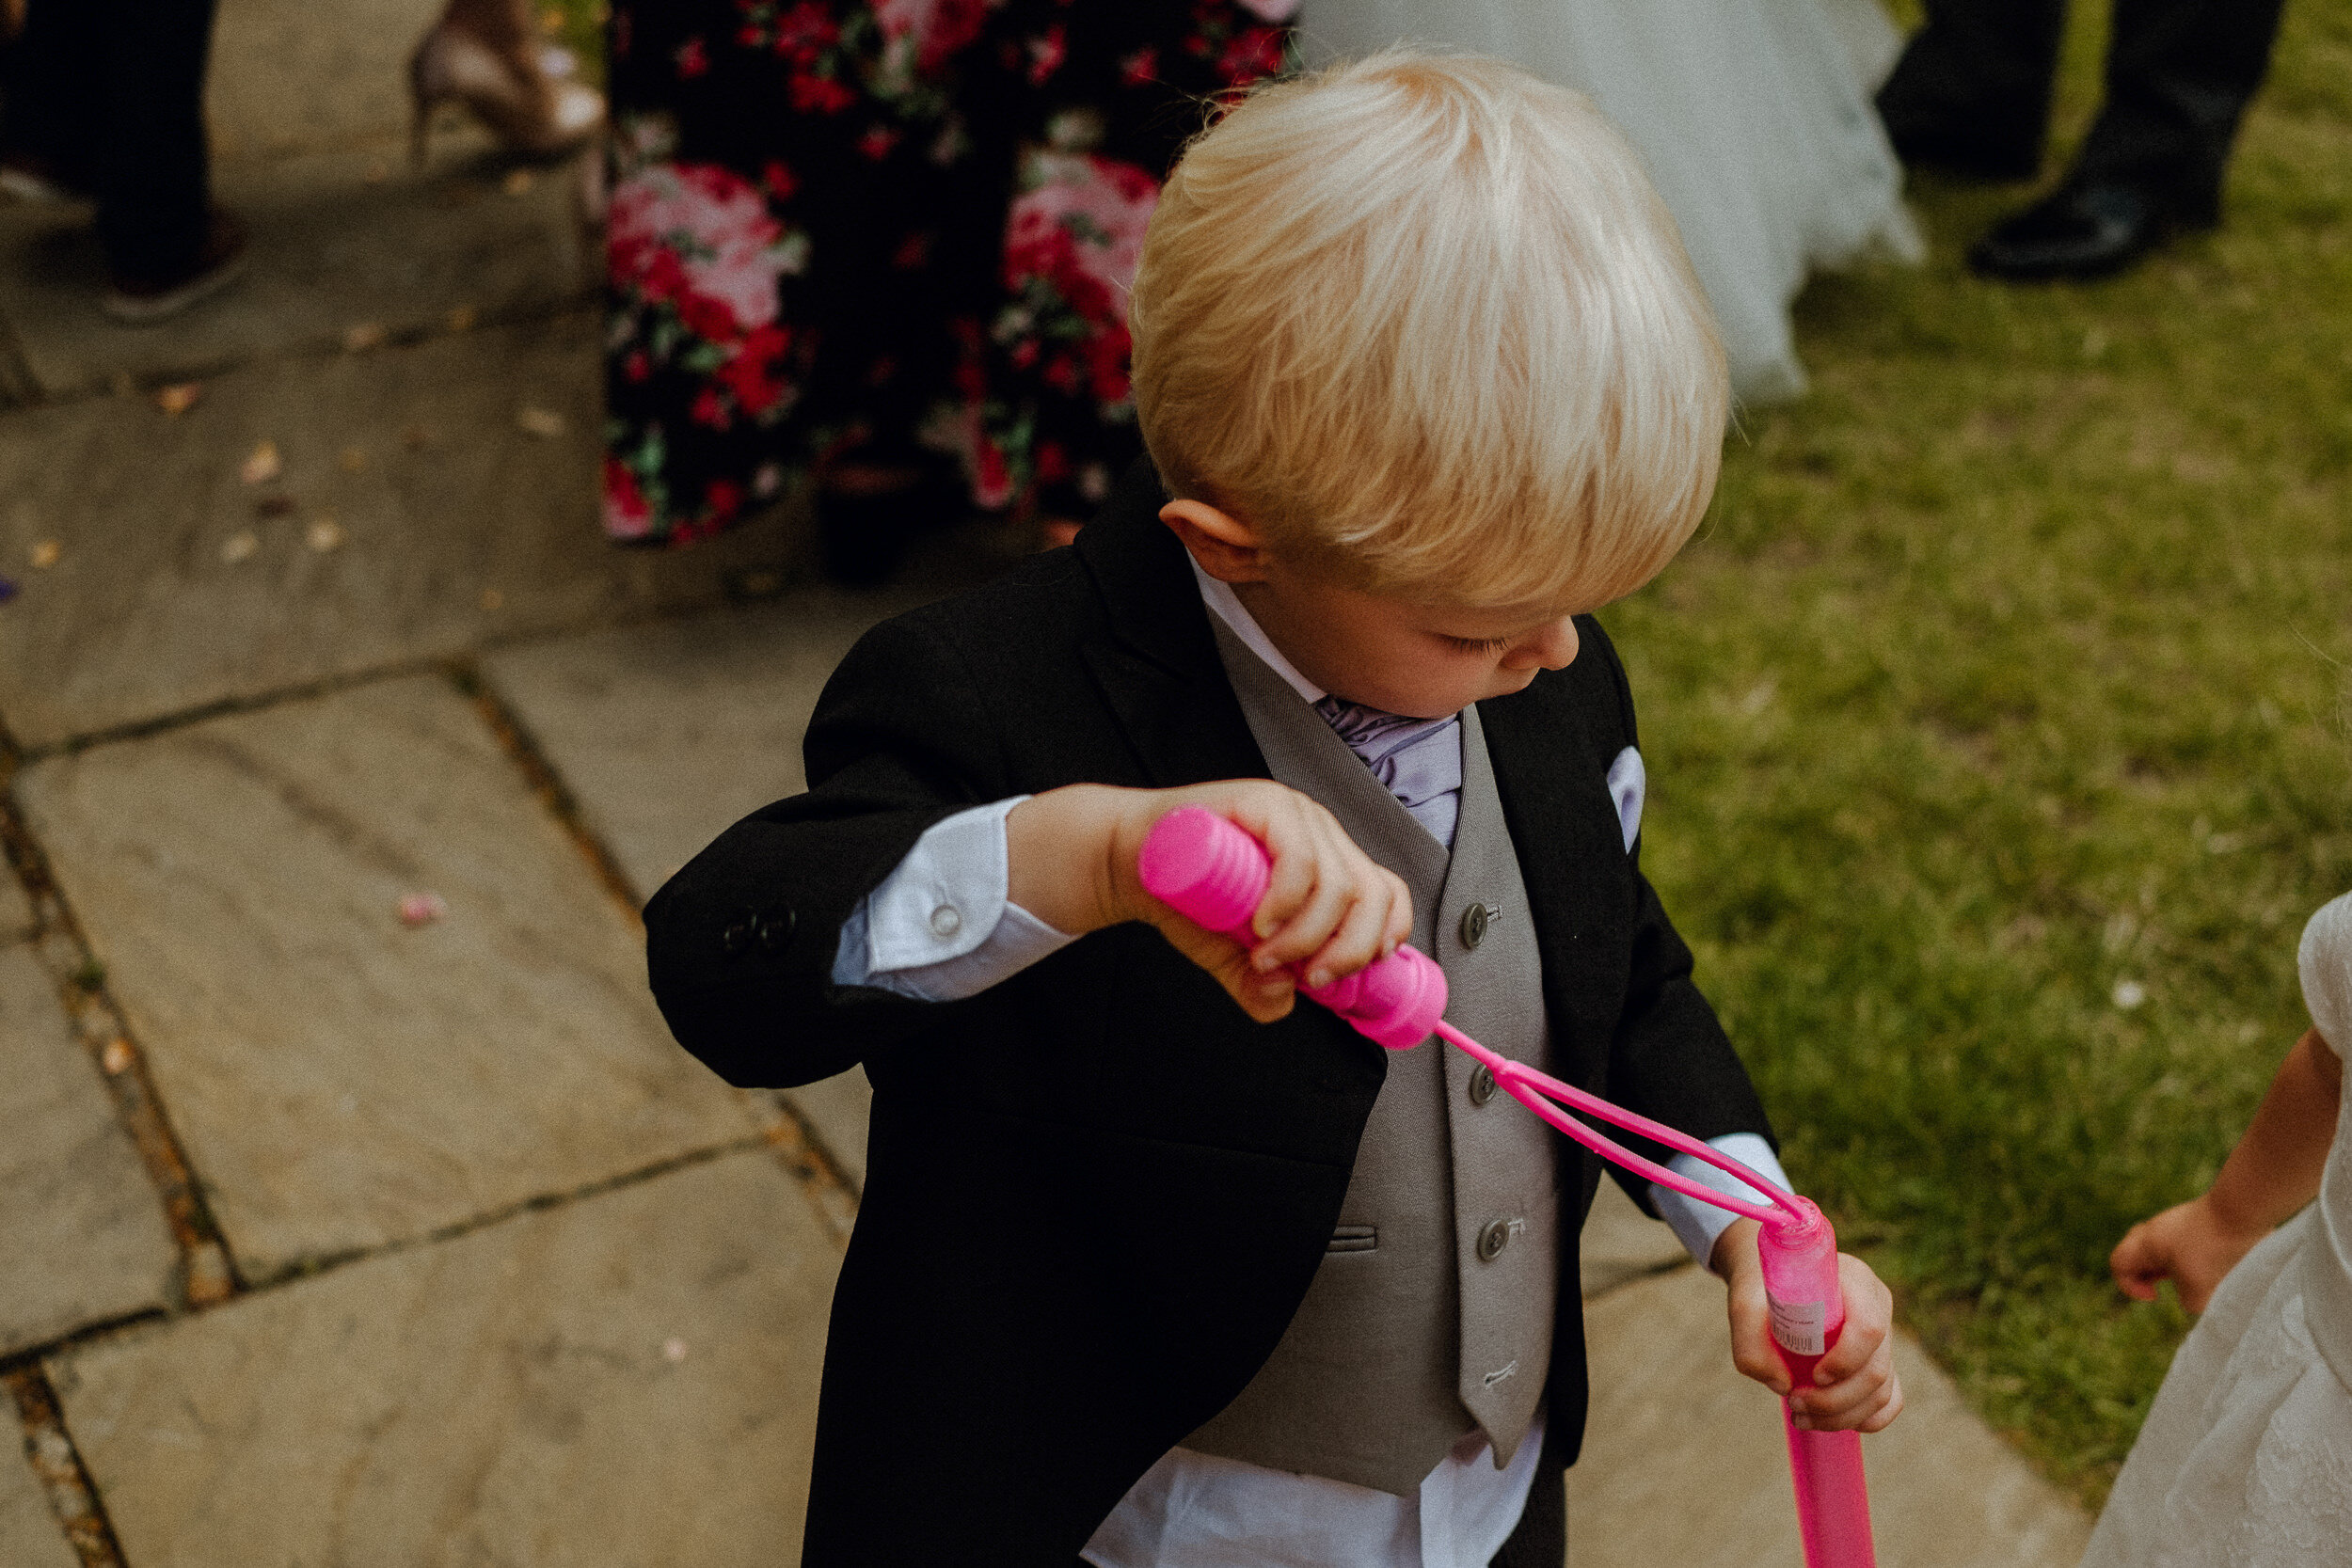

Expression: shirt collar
xmin=1187 ymin=556 xmax=1327 ymax=705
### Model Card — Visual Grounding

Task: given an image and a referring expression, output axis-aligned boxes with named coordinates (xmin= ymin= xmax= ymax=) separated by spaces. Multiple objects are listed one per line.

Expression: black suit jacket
xmin=645 ymin=459 xmax=1774 ymax=1566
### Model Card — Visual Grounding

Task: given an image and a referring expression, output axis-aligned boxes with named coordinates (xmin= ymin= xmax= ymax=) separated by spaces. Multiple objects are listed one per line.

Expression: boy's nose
xmin=1511 ymin=617 xmax=1580 ymax=671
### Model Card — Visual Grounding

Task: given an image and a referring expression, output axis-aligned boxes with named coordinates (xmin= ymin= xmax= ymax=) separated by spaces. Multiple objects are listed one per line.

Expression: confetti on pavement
xmin=220 ymin=531 xmax=259 ymax=564
xmin=155 ymin=383 xmax=202 ymax=416
xmin=398 ymin=892 xmax=449 ymax=927
xmin=240 ymin=440 xmax=282 ymax=485
xmin=516 ymin=406 xmax=565 ymax=438
xmin=30 ymin=539 xmax=59 ymax=569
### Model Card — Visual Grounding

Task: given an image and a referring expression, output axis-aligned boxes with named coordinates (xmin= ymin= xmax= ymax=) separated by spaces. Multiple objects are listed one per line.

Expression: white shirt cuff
xmin=1650 ymin=1132 xmax=1789 ymax=1268
xmin=832 ymin=798 xmax=1077 ymax=1002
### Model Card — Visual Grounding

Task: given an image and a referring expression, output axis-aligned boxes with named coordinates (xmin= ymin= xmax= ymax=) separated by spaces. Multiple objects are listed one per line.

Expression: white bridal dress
xmin=1293 ymin=0 xmax=1923 ymax=404
xmin=2081 ymin=892 xmax=2352 ymax=1567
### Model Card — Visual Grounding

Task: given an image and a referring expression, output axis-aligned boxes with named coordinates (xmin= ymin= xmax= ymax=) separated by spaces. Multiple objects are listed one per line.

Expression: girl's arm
xmin=2112 ymin=1026 xmax=2343 ymax=1312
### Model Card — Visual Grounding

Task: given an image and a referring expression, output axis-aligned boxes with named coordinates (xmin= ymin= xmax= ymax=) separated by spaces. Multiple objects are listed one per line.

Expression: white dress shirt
xmin=827 ymin=571 xmax=1791 ymax=1567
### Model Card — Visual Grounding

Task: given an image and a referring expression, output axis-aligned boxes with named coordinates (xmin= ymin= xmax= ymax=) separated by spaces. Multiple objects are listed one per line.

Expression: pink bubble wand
xmin=1139 ymin=806 xmax=1877 ymax=1568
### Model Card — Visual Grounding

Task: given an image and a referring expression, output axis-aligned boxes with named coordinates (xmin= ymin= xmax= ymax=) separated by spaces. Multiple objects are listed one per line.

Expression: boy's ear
xmin=1160 ymin=499 xmax=1271 ymax=583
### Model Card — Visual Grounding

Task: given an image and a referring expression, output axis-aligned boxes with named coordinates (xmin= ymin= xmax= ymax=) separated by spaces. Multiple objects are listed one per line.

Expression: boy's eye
xmin=1441 ymin=633 xmax=1515 ymax=654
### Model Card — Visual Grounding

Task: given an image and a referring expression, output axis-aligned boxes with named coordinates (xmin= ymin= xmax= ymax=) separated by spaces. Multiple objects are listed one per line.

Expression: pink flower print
xmin=772 ymin=1 xmax=839 ymax=66
xmin=789 ymin=71 xmax=856 ymax=113
xmin=1026 ymin=23 xmax=1067 ymax=86
xmin=974 ymin=436 xmax=1013 ymax=510
xmin=609 ymin=162 xmax=800 ymax=340
xmin=859 ymin=125 xmax=903 ymax=161
xmin=1218 ymin=25 xmax=1285 ymax=85
xmin=1003 ymin=153 xmax=1160 ymax=328
xmin=1237 ymin=0 xmax=1300 ymax=19
xmin=919 ymin=391 xmax=1015 ymax=512
xmin=675 ymin=36 xmax=709 ymax=77
xmin=1118 ymin=45 xmax=1158 ymax=87
xmin=872 ymin=0 xmax=992 ymax=74
xmin=603 ymin=457 xmax=654 ymax=540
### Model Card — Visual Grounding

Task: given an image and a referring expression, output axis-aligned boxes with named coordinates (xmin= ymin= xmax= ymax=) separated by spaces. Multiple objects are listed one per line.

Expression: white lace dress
xmin=2081 ymin=892 xmax=2352 ymax=1567
xmin=1292 ymin=0 xmax=1923 ymax=404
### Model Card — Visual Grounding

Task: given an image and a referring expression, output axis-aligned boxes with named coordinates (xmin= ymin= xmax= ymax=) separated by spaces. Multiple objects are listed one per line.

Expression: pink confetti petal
xmin=398 ymin=892 xmax=449 ymax=927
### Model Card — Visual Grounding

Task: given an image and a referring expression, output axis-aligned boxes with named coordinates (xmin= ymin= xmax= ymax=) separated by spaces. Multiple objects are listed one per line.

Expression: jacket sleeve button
xmin=721 ymin=912 xmax=755 ymax=956
xmin=1476 ymin=1217 xmax=1512 ymax=1261
xmin=756 ymin=908 xmax=796 ymax=954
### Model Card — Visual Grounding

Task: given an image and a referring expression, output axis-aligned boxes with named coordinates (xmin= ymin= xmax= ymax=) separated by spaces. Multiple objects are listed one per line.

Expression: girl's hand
xmin=1007 ymin=780 xmax=1414 ymax=1022
xmin=1717 ymin=1219 xmax=1905 ymax=1433
xmin=2110 ymin=1196 xmax=2269 ymax=1314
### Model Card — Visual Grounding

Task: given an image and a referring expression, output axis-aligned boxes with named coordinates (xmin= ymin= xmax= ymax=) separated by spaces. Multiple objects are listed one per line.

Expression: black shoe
xmin=1966 ymin=181 xmax=2203 ymax=281
xmin=103 ymin=210 xmax=248 ymax=323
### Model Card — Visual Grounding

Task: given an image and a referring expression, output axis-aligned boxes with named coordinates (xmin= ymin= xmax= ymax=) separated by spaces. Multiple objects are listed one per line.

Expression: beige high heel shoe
xmin=408 ymin=17 xmax=605 ymax=165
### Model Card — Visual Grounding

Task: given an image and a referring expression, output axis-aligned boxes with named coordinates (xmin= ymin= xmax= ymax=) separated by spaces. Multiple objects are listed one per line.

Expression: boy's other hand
xmin=1007 ymin=781 xmax=1413 ymax=1023
xmin=2110 ymin=1196 xmax=2267 ymax=1314
xmin=1714 ymin=1218 xmax=1903 ymax=1433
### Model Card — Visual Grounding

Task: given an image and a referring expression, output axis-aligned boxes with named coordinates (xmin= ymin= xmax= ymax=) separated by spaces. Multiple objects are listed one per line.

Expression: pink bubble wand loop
xmin=1139 ymin=806 xmax=1878 ymax=1568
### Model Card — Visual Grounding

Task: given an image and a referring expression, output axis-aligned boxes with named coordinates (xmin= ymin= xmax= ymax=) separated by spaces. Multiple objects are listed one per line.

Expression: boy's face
xmin=1162 ymin=501 xmax=1596 ymax=720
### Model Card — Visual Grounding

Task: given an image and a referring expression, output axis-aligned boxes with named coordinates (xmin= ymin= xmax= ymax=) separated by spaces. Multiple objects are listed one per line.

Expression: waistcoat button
xmin=1476 ymin=1217 xmax=1511 ymax=1262
xmin=1469 ymin=1063 xmax=1498 ymax=1105
xmin=1458 ymin=901 xmax=1489 ymax=949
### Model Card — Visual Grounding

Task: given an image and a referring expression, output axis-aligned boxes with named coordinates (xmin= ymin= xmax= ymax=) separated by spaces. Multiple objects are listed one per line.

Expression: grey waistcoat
xmin=1183 ymin=615 xmax=1560 ymax=1497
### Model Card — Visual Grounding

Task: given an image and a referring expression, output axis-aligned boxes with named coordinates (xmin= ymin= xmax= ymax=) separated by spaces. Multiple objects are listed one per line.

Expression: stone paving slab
xmin=13 ymin=674 xmax=763 ymax=1281
xmin=208 ymin=0 xmax=449 ymax=164
xmin=482 ymin=593 xmax=947 ymax=901
xmin=0 ymin=315 xmax=812 ymax=750
xmin=483 ymin=592 xmax=968 ymax=1190
xmin=50 ymin=1148 xmax=836 ymax=1568
xmin=0 ymin=1442 xmax=76 ymax=1568
xmin=1579 ymin=1176 xmax=1693 ymax=1299
xmin=0 ymin=139 xmax=590 ymax=401
xmin=0 ymin=864 xmax=33 ymax=945
xmin=0 ymin=944 xmax=178 ymax=1356
xmin=1565 ymin=1261 xmax=2093 ymax=1568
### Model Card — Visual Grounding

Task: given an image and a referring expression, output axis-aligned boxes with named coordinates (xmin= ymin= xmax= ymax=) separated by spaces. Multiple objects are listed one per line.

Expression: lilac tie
xmin=1312 ymin=695 xmax=1464 ymax=849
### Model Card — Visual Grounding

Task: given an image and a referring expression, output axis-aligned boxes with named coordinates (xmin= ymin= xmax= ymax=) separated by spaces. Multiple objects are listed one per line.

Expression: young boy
xmin=647 ymin=50 xmax=1901 ymax=1568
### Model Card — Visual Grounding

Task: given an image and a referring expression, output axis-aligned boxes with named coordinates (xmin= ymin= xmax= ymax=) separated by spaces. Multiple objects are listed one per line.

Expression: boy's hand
xmin=1007 ymin=781 xmax=1413 ymax=1022
xmin=2110 ymin=1196 xmax=2267 ymax=1314
xmin=1713 ymin=1219 xmax=1903 ymax=1433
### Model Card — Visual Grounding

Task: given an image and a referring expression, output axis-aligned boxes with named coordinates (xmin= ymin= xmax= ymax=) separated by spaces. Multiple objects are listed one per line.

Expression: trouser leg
xmin=1876 ymin=0 xmax=2070 ymax=174
xmin=2070 ymin=0 xmax=2288 ymax=218
xmin=0 ymin=0 xmax=107 ymax=186
xmin=93 ymin=0 xmax=219 ymax=280
xmin=1488 ymin=1471 xmax=1565 ymax=1568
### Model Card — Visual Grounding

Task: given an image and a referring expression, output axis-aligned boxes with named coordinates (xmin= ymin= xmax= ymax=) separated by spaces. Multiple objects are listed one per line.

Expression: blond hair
xmin=1130 ymin=49 xmax=1726 ymax=609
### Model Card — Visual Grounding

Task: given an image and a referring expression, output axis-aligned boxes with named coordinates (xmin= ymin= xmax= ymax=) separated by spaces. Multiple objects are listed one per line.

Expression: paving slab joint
xmin=0 ymin=311 xmax=38 ymax=409
xmin=763 ymin=1101 xmax=862 ymax=1243
xmin=1582 ymin=1253 xmax=1698 ymax=1304
xmin=232 ymin=1133 xmax=790 ymax=1294
xmin=459 ymin=662 xmax=648 ymax=927
xmin=0 ymin=743 xmax=244 ymax=1311
xmin=3 ymin=1364 xmax=127 ymax=1568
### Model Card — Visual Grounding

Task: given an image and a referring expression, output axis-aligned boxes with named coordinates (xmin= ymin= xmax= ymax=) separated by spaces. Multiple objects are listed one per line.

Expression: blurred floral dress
xmin=604 ymin=1 xmax=1299 ymax=546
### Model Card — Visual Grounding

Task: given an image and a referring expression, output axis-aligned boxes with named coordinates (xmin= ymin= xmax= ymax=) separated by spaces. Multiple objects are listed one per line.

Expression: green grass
xmin=1601 ymin=0 xmax=2352 ymax=1510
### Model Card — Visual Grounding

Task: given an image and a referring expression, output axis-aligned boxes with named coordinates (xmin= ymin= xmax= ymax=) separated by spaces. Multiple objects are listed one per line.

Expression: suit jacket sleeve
xmin=644 ymin=605 xmax=1011 ymax=1088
